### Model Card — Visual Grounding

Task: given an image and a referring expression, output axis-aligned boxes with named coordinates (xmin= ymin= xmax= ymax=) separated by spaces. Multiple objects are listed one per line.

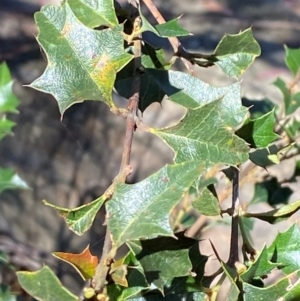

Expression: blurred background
xmin=1 ymin=0 xmax=300 ymax=296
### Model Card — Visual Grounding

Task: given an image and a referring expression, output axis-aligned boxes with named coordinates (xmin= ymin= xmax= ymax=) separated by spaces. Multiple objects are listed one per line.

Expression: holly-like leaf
xmin=43 ymin=195 xmax=106 ymax=235
xmin=127 ymin=232 xmax=200 ymax=292
xmin=53 ymin=245 xmax=98 ymax=280
xmin=0 ymin=62 xmax=19 ymax=113
xmin=31 ymin=3 xmax=132 ymax=116
xmin=67 ymin=0 xmax=118 ymax=28
xmin=115 ymin=43 xmax=169 ymax=112
xmin=151 ymin=100 xmax=249 ymax=166
xmin=220 ymin=262 xmax=240 ymax=301
xmin=267 ymin=224 xmax=300 ymax=274
xmin=0 ymin=167 xmax=29 ymax=194
xmin=244 ymin=200 xmax=300 ymax=224
xmin=17 ymin=266 xmax=78 ymax=301
xmin=107 ymin=162 xmax=204 ymax=248
xmin=125 ymin=291 xmax=207 ymax=301
xmin=155 ymin=17 xmax=190 ymax=37
xmin=240 ymin=245 xmax=280 ymax=283
xmin=236 ymin=109 xmax=279 ymax=148
xmin=243 ymin=272 xmax=300 ymax=301
xmin=284 ymin=45 xmax=300 ymax=76
xmin=192 ymin=188 xmax=221 ymax=216
xmin=146 ymin=69 xmax=247 ymax=128
xmin=213 ymin=28 xmax=261 ymax=77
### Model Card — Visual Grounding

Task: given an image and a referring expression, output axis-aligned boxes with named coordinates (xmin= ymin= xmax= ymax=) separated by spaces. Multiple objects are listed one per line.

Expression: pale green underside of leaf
xmin=214 ymin=28 xmax=261 ymax=77
xmin=43 ymin=195 xmax=106 ymax=235
xmin=31 ymin=3 xmax=132 ymax=116
xmin=284 ymin=45 xmax=300 ymax=76
xmin=67 ymin=0 xmax=118 ymax=28
xmin=17 ymin=266 xmax=78 ymax=301
xmin=107 ymin=162 xmax=205 ymax=248
xmin=152 ymin=99 xmax=249 ymax=166
xmin=0 ymin=167 xmax=29 ymax=194
xmin=146 ymin=69 xmax=247 ymax=128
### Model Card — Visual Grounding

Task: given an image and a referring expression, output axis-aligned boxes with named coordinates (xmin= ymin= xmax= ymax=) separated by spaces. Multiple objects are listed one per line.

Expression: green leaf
xmin=155 ymin=17 xmax=190 ymax=37
xmin=236 ymin=109 xmax=279 ymax=148
xmin=267 ymin=224 xmax=300 ymax=274
xmin=0 ymin=167 xmax=29 ymax=194
xmin=67 ymin=0 xmax=118 ymax=28
xmin=0 ymin=117 xmax=15 ymax=140
xmin=0 ymin=284 xmax=16 ymax=301
xmin=192 ymin=187 xmax=221 ymax=216
xmin=107 ymin=161 xmax=204 ymax=248
xmin=146 ymin=69 xmax=247 ymax=128
xmin=31 ymin=3 xmax=132 ymax=116
xmin=221 ymin=262 xmax=240 ymax=301
xmin=0 ymin=62 xmax=19 ymax=113
xmin=43 ymin=195 xmax=106 ymax=235
xmin=124 ymin=292 xmax=207 ymax=301
xmin=240 ymin=245 xmax=280 ymax=282
xmin=127 ymin=232 xmax=201 ymax=292
xmin=244 ymin=200 xmax=300 ymax=224
xmin=243 ymin=273 xmax=299 ymax=301
xmin=213 ymin=28 xmax=261 ymax=77
xmin=284 ymin=45 xmax=300 ymax=76
xmin=17 ymin=266 xmax=78 ymax=301
xmin=151 ymin=100 xmax=249 ymax=166
xmin=115 ymin=43 xmax=169 ymax=112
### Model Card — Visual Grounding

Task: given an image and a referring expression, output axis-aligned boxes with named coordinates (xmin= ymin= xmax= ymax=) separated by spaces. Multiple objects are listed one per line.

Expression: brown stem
xmin=142 ymin=0 xmax=195 ymax=74
xmin=227 ymin=167 xmax=240 ymax=267
xmin=93 ymin=16 xmax=142 ymax=293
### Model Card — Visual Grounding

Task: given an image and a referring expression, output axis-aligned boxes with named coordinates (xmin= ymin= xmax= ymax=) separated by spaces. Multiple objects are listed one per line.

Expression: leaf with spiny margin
xmin=220 ymin=262 xmax=240 ymax=301
xmin=0 ymin=62 xmax=19 ymax=114
xmin=192 ymin=188 xmax=221 ymax=216
xmin=0 ymin=167 xmax=29 ymax=194
xmin=139 ymin=6 xmax=190 ymax=38
xmin=17 ymin=266 xmax=78 ymax=301
xmin=236 ymin=109 xmax=279 ymax=148
xmin=53 ymin=245 xmax=98 ymax=280
xmin=146 ymin=69 xmax=247 ymax=128
xmin=243 ymin=271 xmax=300 ymax=301
xmin=67 ymin=0 xmax=118 ymax=28
xmin=284 ymin=45 xmax=300 ymax=76
xmin=240 ymin=245 xmax=280 ymax=283
xmin=115 ymin=43 xmax=169 ymax=112
xmin=107 ymin=162 xmax=204 ymax=248
xmin=213 ymin=28 xmax=261 ymax=77
xmin=127 ymin=232 xmax=199 ymax=292
xmin=267 ymin=224 xmax=300 ymax=274
xmin=0 ymin=118 xmax=15 ymax=140
xmin=151 ymin=100 xmax=249 ymax=166
xmin=43 ymin=195 xmax=106 ymax=235
xmin=31 ymin=3 xmax=132 ymax=116
xmin=244 ymin=200 xmax=300 ymax=224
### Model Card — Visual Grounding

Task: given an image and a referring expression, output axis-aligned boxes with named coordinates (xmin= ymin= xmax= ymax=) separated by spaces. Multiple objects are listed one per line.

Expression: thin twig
xmin=227 ymin=167 xmax=240 ymax=267
xmin=142 ymin=0 xmax=195 ymax=74
xmin=93 ymin=16 xmax=142 ymax=293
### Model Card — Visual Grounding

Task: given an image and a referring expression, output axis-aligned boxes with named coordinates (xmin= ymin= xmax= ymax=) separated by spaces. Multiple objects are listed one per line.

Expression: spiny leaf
xmin=267 ymin=224 xmax=300 ymax=274
xmin=53 ymin=245 xmax=98 ymax=280
xmin=220 ymin=262 xmax=240 ymax=301
xmin=0 ymin=167 xmax=29 ymax=194
xmin=127 ymin=232 xmax=200 ymax=292
xmin=17 ymin=266 xmax=78 ymax=301
xmin=43 ymin=195 xmax=106 ymax=235
xmin=155 ymin=17 xmax=190 ymax=37
xmin=107 ymin=162 xmax=204 ymax=248
xmin=244 ymin=200 xmax=300 ymax=224
xmin=151 ymin=99 xmax=249 ymax=166
xmin=236 ymin=109 xmax=279 ymax=148
xmin=31 ymin=3 xmax=132 ymax=116
xmin=125 ymin=291 xmax=207 ymax=301
xmin=0 ymin=118 xmax=15 ymax=140
xmin=284 ymin=45 xmax=300 ymax=76
xmin=146 ymin=69 xmax=247 ymax=128
xmin=192 ymin=187 xmax=221 ymax=216
xmin=0 ymin=62 xmax=19 ymax=113
xmin=240 ymin=245 xmax=280 ymax=282
xmin=213 ymin=28 xmax=261 ymax=77
xmin=243 ymin=271 xmax=300 ymax=301
xmin=67 ymin=0 xmax=118 ymax=28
